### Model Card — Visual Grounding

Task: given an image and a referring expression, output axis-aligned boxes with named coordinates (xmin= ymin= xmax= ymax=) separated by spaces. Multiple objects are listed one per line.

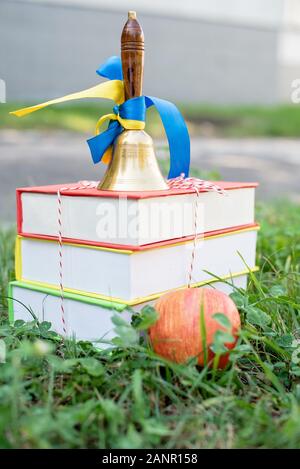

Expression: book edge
xmin=18 ymin=223 xmax=260 ymax=252
xmin=7 ymin=282 xmax=14 ymax=323
xmin=9 ymin=280 xmax=127 ymax=311
xmin=16 ymin=181 xmax=259 ymax=200
xmin=12 ymin=267 xmax=259 ymax=307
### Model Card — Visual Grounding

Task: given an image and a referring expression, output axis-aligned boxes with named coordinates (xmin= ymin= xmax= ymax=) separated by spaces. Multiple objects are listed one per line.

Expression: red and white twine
xmin=167 ymin=174 xmax=226 ymax=288
xmin=57 ymin=181 xmax=98 ymax=335
xmin=56 ymin=176 xmax=225 ymax=334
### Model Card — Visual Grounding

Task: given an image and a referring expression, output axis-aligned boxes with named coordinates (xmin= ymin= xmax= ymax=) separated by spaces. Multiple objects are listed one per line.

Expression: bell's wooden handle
xmin=121 ymin=11 xmax=144 ymax=100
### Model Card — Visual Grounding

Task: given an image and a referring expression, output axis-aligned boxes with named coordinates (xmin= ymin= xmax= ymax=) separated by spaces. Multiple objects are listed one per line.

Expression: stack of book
xmin=9 ymin=181 xmax=259 ymax=344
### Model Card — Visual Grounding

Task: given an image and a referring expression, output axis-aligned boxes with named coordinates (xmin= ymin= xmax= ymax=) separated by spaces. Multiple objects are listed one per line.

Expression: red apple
xmin=149 ymin=287 xmax=240 ymax=368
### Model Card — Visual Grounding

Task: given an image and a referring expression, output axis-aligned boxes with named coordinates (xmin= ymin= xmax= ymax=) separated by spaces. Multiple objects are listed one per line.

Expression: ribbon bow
xmin=11 ymin=56 xmax=190 ymax=178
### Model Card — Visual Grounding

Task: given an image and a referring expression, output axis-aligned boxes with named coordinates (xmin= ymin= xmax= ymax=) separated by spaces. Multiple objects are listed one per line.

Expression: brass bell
xmin=98 ymin=130 xmax=168 ymax=191
xmin=98 ymin=11 xmax=168 ymax=192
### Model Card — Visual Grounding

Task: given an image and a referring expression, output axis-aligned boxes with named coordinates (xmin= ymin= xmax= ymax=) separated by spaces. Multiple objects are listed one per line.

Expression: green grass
xmin=3 ymin=102 xmax=300 ymax=137
xmin=182 ymin=103 xmax=300 ymax=137
xmin=0 ymin=200 xmax=300 ymax=449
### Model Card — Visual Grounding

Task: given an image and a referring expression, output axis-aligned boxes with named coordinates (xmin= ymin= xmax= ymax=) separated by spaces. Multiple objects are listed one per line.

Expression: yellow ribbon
xmin=10 ymin=80 xmax=125 ymax=117
xmin=10 ymin=78 xmax=144 ymax=165
xmin=95 ymin=112 xmax=145 ymax=164
xmin=95 ymin=113 xmax=145 ymax=134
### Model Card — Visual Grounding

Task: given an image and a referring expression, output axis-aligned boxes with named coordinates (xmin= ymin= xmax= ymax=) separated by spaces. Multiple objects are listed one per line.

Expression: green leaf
xmin=230 ymin=291 xmax=248 ymax=309
xmin=269 ymin=285 xmax=285 ymax=297
xmin=112 ymin=327 xmax=139 ymax=347
xmin=273 ymin=362 xmax=287 ymax=369
xmin=246 ymin=306 xmax=271 ymax=329
xmin=111 ymin=314 xmax=130 ymax=327
xmin=213 ymin=313 xmax=232 ymax=329
xmin=48 ymin=356 xmax=78 ymax=373
xmin=112 ymin=314 xmax=139 ymax=347
xmin=290 ymin=367 xmax=300 ymax=377
xmin=143 ymin=419 xmax=170 ymax=436
xmin=276 ymin=334 xmax=294 ymax=348
xmin=78 ymin=358 xmax=104 ymax=377
xmin=39 ymin=321 xmax=52 ymax=333
xmin=210 ymin=329 xmax=235 ymax=355
xmin=232 ymin=344 xmax=252 ymax=353
xmin=135 ymin=306 xmax=158 ymax=331
xmin=13 ymin=320 xmax=25 ymax=327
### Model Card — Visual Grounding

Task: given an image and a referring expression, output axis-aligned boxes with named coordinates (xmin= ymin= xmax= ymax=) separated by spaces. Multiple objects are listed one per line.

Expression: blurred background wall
xmin=1 ymin=0 xmax=300 ymax=104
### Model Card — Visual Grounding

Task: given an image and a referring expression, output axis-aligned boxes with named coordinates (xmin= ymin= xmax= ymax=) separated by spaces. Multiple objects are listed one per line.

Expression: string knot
xmin=167 ymin=175 xmax=226 ymax=196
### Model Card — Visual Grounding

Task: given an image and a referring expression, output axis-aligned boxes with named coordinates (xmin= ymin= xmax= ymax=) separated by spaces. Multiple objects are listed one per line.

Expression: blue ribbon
xmin=87 ymin=56 xmax=190 ymax=179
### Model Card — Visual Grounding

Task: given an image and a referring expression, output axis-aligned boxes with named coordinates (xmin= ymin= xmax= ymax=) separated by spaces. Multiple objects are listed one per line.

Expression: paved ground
xmin=191 ymin=137 xmax=300 ymax=202
xmin=1 ymin=130 xmax=299 ymax=223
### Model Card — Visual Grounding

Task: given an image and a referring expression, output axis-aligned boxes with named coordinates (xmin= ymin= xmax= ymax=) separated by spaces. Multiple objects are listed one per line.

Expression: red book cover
xmin=17 ymin=181 xmax=258 ymax=249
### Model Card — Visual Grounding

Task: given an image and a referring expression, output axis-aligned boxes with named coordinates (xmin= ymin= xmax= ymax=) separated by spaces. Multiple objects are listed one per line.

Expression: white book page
xmin=21 ymin=188 xmax=255 ymax=246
